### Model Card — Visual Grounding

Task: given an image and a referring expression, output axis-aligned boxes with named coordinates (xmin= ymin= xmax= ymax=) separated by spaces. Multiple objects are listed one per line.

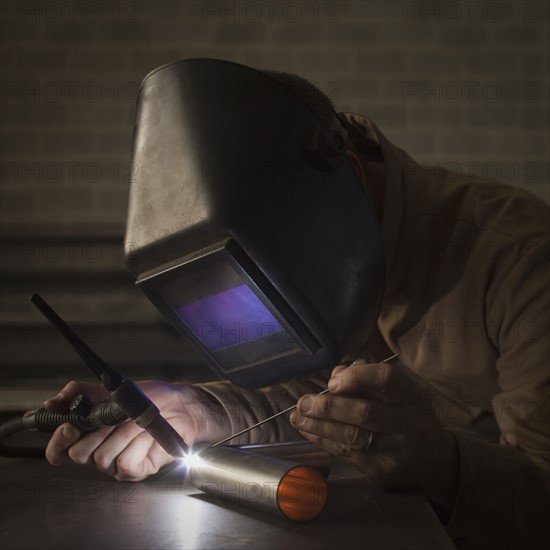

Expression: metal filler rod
xmin=210 ymin=352 xmax=400 ymax=448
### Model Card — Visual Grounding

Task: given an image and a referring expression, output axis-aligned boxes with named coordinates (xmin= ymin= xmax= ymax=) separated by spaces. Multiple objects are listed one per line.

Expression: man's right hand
xmin=43 ymin=380 xmax=231 ymax=481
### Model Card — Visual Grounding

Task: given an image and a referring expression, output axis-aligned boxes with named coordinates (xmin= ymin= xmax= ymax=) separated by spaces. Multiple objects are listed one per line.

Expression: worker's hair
xmin=260 ymin=69 xmax=335 ymax=123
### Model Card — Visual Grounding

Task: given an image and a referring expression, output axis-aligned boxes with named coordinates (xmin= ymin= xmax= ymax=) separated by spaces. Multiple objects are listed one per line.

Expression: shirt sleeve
xmin=445 ymin=240 xmax=550 ymax=548
xmin=196 ymin=375 xmax=329 ymax=445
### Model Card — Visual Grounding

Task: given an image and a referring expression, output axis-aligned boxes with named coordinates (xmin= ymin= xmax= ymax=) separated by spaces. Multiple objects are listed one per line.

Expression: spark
xmin=179 ymin=452 xmax=205 ymax=470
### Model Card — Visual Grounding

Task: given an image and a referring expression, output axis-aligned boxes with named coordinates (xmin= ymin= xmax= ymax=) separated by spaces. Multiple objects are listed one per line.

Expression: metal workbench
xmin=0 ymin=452 xmax=454 ymax=549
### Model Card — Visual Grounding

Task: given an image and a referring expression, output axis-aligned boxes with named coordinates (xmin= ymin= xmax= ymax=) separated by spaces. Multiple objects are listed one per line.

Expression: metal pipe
xmin=236 ymin=442 xmax=331 ymax=475
xmin=185 ymin=445 xmax=327 ymax=522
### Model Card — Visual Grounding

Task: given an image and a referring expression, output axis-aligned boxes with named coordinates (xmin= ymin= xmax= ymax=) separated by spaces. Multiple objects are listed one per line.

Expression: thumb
xmin=330 ymin=364 xmax=348 ymax=378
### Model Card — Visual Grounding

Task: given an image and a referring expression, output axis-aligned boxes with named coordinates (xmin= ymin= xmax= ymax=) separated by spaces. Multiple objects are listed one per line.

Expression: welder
xmin=43 ymin=59 xmax=549 ymax=548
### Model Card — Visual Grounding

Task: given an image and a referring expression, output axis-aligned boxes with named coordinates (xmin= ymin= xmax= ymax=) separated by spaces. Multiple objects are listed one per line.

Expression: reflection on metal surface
xmin=185 ymin=445 xmax=327 ymax=521
xmin=236 ymin=441 xmax=331 ymax=476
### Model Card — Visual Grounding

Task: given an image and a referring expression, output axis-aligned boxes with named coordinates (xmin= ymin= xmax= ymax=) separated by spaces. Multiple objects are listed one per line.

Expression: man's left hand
xmin=289 ymin=359 xmax=459 ymax=512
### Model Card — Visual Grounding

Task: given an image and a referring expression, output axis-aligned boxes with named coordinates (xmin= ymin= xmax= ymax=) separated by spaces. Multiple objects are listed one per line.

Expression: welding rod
xmin=210 ymin=352 xmax=400 ymax=448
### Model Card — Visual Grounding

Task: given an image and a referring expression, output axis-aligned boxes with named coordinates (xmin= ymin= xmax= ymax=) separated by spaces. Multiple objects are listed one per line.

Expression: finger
xmin=45 ymin=423 xmax=83 ymax=466
xmin=328 ymin=360 xmax=414 ymax=402
xmin=295 ymin=429 xmax=387 ymax=468
xmin=43 ymin=393 xmax=68 ymax=413
xmin=297 ymin=429 xmax=356 ymax=458
xmin=90 ymin=422 xmax=144 ymax=475
xmin=44 ymin=381 xmax=110 ymax=412
xmin=290 ymin=410 xmax=377 ymax=450
xmin=294 ymin=394 xmax=405 ymax=435
xmin=331 ymin=364 xmax=348 ymax=377
xmin=331 ymin=356 xmax=366 ymax=378
xmin=65 ymin=425 xmax=117 ymax=466
xmin=114 ymin=432 xmax=172 ymax=482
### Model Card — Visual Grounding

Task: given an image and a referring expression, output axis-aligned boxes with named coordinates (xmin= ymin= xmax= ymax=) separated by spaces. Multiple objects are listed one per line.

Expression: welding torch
xmin=0 ymin=294 xmax=189 ymax=458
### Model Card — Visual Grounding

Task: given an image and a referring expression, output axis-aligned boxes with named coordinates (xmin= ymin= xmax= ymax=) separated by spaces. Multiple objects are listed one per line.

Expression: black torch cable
xmin=0 ymin=415 xmax=45 ymax=457
xmin=0 ymin=400 xmax=129 ymax=457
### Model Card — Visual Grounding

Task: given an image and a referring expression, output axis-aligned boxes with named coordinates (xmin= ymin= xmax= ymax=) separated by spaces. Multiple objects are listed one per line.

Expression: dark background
xmin=0 ymin=0 xmax=548 ymax=407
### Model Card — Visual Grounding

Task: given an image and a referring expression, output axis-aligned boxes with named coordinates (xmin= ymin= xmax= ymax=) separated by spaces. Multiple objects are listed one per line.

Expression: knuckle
xmin=92 ymin=449 xmax=111 ymax=472
xmin=116 ymin=454 xmax=137 ymax=477
xmin=376 ymin=458 xmax=397 ymax=485
xmin=299 ymin=414 xmax=324 ymax=435
xmin=356 ymin=400 xmax=371 ymax=425
xmin=68 ymin=445 xmax=88 ymax=465
xmin=309 ymin=416 xmax=325 ymax=434
xmin=344 ymin=424 xmax=363 ymax=448
xmin=45 ymin=445 xmax=62 ymax=466
xmin=63 ymin=380 xmax=80 ymax=396
xmin=378 ymin=363 xmax=393 ymax=389
xmin=317 ymin=396 xmax=334 ymax=419
xmin=337 ymin=441 xmax=353 ymax=457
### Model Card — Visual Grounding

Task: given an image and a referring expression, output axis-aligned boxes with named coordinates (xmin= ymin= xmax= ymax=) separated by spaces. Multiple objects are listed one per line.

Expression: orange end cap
xmin=277 ymin=466 xmax=328 ymax=522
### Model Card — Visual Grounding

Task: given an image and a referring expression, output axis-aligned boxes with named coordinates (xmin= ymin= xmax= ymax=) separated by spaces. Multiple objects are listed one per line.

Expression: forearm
xmin=422 ymin=429 xmax=459 ymax=522
xmin=442 ymin=430 xmax=550 ymax=549
xmin=196 ymin=376 xmax=329 ymax=444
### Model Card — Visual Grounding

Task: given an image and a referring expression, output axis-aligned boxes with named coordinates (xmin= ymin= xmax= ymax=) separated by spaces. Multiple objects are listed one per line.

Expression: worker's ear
xmin=346 ymin=149 xmax=366 ymax=185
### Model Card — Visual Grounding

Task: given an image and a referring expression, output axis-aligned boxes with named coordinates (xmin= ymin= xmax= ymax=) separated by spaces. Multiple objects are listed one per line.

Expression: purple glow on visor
xmin=175 ymin=284 xmax=284 ymax=352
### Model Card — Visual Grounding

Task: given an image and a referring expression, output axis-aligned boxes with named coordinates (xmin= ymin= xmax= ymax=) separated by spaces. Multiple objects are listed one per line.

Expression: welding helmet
xmin=124 ymin=59 xmax=384 ymax=388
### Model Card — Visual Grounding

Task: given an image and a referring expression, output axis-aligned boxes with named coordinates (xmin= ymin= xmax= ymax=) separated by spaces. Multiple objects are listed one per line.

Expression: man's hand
xmin=44 ymin=380 xmax=231 ymax=482
xmin=289 ymin=360 xmax=459 ymax=513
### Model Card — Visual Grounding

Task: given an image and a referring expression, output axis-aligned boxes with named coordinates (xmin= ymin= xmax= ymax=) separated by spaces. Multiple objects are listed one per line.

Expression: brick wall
xmin=0 ymin=0 xmax=548 ymax=389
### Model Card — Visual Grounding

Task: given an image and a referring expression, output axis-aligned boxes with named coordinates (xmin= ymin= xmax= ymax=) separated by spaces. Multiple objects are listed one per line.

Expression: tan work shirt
xmin=199 ymin=113 xmax=550 ymax=548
